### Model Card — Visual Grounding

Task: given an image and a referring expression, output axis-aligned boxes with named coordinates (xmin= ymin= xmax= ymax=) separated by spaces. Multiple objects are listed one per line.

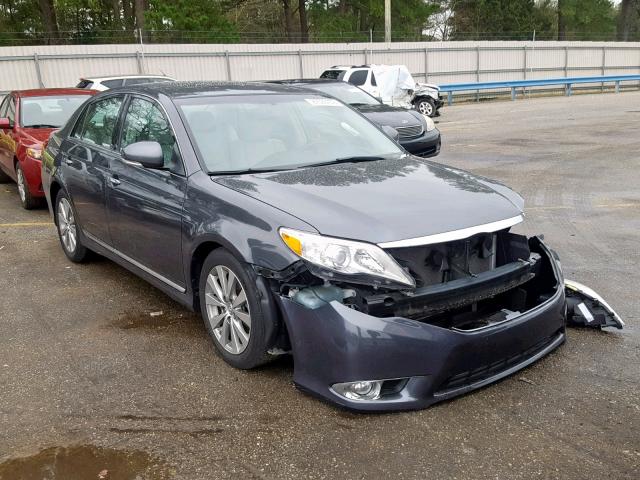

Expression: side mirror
xmin=381 ymin=125 xmax=400 ymax=142
xmin=0 ymin=117 xmax=10 ymax=129
xmin=122 ymin=141 xmax=164 ymax=169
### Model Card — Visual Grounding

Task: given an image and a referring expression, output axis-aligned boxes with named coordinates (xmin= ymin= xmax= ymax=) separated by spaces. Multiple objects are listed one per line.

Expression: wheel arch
xmin=49 ymin=181 xmax=64 ymax=225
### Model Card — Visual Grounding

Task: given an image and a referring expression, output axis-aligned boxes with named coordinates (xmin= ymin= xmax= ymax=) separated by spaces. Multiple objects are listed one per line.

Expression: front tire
xmin=199 ymin=248 xmax=274 ymax=369
xmin=55 ymin=190 xmax=89 ymax=263
xmin=415 ymin=97 xmax=436 ymax=117
xmin=16 ymin=163 xmax=39 ymax=210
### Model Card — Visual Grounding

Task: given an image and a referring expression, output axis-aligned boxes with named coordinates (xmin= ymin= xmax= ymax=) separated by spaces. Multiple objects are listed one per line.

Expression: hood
xmin=214 ymin=156 xmax=524 ymax=244
xmin=416 ymin=82 xmax=440 ymax=91
xmin=354 ymin=104 xmax=424 ymax=129
xmin=21 ymin=127 xmax=56 ymax=144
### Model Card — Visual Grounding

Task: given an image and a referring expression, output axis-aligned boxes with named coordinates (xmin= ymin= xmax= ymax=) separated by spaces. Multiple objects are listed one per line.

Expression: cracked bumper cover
xmin=275 ymin=240 xmax=566 ymax=411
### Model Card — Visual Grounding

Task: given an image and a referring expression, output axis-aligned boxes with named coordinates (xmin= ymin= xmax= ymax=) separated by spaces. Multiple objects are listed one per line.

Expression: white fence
xmin=1 ymin=41 xmax=640 ymax=92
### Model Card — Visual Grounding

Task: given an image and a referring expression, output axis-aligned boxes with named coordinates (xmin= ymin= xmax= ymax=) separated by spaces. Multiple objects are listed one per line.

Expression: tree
xmin=616 ymin=0 xmax=639 ymax=40
xmin=37 ymin=0 xmax=59 ymax=44
xmin=450 ymin=0 xmax=542 ymax=40
xmin=556 ymin=0 xmax=616 ymax=40
xmin=299 ymin=0 xmax=308 ymax=42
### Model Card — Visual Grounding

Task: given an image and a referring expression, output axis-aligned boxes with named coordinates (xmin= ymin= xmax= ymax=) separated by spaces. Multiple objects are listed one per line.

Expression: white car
xmin=320 ymin=65 xmax=443 ymax=117
xmin=75 ymin=75 xmax=175 ymax=91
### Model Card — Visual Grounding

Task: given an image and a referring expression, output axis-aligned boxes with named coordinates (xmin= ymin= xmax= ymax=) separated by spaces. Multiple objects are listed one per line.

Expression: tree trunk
xmin=616 ymin=0 xmax=634 ymax=41
xmin=557 ymin=0 xmax=566 ymax=41
xmin=111 ymin=0 xmax=121 ymax=29
xmin=123 ymin=0 xmax=135 ymax=32
xmin=298 ymin=0 xmax=309 ymax=42
xmin=134 ymin=0 xmax=147 ymax=41
xmin=37 ymin=0 xmax=59 ymax=45
xmin=282 ymin=0 xmax=295 ymax=42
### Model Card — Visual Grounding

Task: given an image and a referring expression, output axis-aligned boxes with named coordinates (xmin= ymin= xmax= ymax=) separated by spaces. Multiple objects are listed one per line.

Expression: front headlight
xmin=26 ymin=147 xmax=42 ymax=160
xmin=279 ymin=227 xmax=415 ymax=288
xmin=422 ymin=115 xmax=436 ymax=132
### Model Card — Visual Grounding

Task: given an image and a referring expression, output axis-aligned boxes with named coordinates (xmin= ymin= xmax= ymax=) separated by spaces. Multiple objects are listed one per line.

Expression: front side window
xmin=347 ymin=70 xmax=368 ymax=86
xmin=20 ymin=95 xmax=91 ymax=128
xmin=120 ymin=97 xmax=180 ymax=171
xmin=178 ymin=94 xmax=402 ymax=175
xmin=74 ymin=96 xmax=124 ymax=149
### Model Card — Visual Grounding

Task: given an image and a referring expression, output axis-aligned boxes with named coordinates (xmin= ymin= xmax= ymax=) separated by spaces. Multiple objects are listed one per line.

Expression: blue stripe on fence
xmin=438 ymin=74 xmax=640 ymax=104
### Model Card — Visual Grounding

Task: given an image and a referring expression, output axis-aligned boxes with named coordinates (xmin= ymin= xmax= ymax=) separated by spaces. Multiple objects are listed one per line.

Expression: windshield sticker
xmin=305 ymin=98 xmax=343 ymax=107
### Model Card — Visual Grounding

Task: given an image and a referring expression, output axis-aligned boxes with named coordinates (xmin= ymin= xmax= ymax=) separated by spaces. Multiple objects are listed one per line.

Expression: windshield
xmin=178 ymin=94 xmax=402 ymax=174
xmin=21 ymin=95 xmax=90 ymax=128
xmin=306 ymin=83 xmax=380 ymax=106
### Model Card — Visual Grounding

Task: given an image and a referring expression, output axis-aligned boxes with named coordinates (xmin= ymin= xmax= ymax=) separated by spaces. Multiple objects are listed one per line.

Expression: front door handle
xmin=109 ymin=176 xmax=121 ymax=186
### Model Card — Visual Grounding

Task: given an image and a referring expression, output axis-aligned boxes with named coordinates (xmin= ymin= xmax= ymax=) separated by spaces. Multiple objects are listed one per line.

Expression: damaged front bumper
xmin=275 ymin=237 xmax=567 ymax=411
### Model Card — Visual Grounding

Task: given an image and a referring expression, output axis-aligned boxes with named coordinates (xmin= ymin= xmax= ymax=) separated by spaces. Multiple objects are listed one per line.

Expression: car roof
xmin=270 ymin=79 xmax=344 ymax=86
xmin=82 ymin=74 xmax=174 ymax=81
xmin=11 ymin=88 xmax=97 ymax=98
xmin=104 ymin=81 xmax=312 ymax=99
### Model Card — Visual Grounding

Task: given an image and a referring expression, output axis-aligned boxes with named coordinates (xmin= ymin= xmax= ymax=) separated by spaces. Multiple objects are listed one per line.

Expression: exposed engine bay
xmin=261 ymin=228 xmax=623 ymax=335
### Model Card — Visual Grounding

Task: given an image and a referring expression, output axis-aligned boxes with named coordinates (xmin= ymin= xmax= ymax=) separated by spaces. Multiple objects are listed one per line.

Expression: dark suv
xmin=42 ymin=82 xmax=615 ymax=411
xmin=270 ymin=79 xmax=441 ymax=158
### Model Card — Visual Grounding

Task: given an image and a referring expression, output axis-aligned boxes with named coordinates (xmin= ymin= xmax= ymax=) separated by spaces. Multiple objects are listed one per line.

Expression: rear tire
xmin=0 ymin=168 xmax=10 ymax=183
xmin=16 ymin=163 xmax=39 ymax=210
xmin=199 ymin=248 xmax=274 ymax=369
xmin=415 ymin=97 xmax=436 ymax=117
xmin=55 ymin=190 xmax=89 ymax=263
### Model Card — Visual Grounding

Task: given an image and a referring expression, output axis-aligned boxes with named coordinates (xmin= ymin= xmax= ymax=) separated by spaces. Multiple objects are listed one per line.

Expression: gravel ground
xmin=0 ymin=91 xmax=638 ymax=479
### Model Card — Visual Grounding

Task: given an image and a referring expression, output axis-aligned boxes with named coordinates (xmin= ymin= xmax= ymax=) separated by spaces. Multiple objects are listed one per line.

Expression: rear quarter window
xmin=76 ymin=79 xmax=93 ymax=89
xmin=320 ymin=70 xmax=346 ymax=80
xmin=100 ymin=79 xmax=124 ymax=89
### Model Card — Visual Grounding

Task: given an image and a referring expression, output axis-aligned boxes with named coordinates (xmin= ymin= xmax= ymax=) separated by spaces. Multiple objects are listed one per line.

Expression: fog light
xmin=331 ymin=380 xmax=383 ymax=401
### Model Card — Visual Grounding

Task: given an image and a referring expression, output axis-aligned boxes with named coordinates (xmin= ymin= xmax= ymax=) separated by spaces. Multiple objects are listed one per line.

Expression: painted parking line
xmin=0 ymin=222 xmax=51 ymax=227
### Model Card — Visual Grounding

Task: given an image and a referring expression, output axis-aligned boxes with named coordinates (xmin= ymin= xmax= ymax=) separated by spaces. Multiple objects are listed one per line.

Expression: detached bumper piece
xmin=276 ymin=238 xmax=567 ymax=411
xmin=564 ymin=279 xmax=624 ymax=330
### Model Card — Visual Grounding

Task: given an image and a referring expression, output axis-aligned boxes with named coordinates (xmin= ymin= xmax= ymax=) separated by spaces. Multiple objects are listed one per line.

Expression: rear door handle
xmin=109 ymin=176 xmax=121 ymax=186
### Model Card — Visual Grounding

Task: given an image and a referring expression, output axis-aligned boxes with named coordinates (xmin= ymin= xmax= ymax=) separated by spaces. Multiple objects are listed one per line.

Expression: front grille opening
xmin=360 ymin=235 xmax=559 ymax=331
xmin=396 ymin=124 xmax=424 ymax=139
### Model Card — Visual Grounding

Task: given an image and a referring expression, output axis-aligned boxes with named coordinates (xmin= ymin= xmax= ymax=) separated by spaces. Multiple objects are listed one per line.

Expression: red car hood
xmin=21 ymin=127 xmax=57 ymax=144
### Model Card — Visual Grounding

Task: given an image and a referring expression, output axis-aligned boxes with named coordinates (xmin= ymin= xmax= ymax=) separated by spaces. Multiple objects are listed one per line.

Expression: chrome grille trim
xmin=395 ymin=124 xmax=424 ymax=139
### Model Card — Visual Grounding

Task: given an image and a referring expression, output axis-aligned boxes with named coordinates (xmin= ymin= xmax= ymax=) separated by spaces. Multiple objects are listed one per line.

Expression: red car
xmin=0 ymin=88 xmax=96 ymax=209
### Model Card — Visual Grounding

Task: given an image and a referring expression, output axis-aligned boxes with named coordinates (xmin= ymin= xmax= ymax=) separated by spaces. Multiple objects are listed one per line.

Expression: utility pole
xmin=384 ymin=0 xmax=391 ymax=43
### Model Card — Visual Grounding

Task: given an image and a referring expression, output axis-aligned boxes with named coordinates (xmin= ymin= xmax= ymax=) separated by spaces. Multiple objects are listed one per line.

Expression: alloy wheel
xmin=418 ymin=101 xmax=433 ymax=116
xmin=204 ymin=265 xmax=251 ymax=355
xmin=57 ymin=198 xmax=77 ymax=254
xmin=17 ymin=168 xmax=26 ymax=203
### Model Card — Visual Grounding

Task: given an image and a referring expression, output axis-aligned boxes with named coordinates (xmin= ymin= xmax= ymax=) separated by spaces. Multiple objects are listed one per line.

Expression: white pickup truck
xmin=320 ymin=64 xmax=443 ymax=117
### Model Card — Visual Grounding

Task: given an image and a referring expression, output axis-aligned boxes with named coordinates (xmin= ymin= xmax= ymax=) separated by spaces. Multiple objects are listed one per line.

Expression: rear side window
xmin=76 ymin=79 xmax=93 ymax=89
xmin=120 ymin=97 xmax=182 ymax=173
xmin=100 ymin=79 xmax=124 ymax=89
xmin=74 ymin=96 xmax=124 ymax=149
xmin=347 ymin=70 xmax=368 ymax=86
xmin=371 ymin=73 xmax=377 ymax=87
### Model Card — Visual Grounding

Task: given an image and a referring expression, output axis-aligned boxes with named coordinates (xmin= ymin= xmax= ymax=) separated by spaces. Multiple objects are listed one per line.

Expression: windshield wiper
xmin=297 ymin=155 xmax=385 ymax=169
xmin=23 ymin=124 xmax=59 ymax=128
xmin=209 ymin=167 xmax=291 ymax=176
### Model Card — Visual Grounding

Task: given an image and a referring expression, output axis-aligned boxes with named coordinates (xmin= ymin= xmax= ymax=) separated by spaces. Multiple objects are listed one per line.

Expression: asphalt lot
xmin=1 ymin=92 xmax=639 ymax=479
